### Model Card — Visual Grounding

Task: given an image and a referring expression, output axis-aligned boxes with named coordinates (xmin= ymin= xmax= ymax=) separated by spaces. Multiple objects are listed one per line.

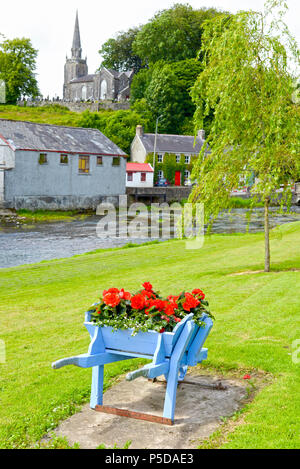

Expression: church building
xmin=63 ymin=12 xmax=134 ymax=102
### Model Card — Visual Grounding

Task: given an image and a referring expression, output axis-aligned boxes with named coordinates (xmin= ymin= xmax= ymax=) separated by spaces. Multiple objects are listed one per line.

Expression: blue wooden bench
xmin=52 ymin=310 xmax=213 ymax=425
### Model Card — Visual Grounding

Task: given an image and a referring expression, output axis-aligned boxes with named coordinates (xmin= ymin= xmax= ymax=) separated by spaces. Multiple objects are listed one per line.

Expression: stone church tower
xmin=63 ymin=11 xmax=88 ymax=100
xmin=63 ymin=11 xmax=134 ymax=102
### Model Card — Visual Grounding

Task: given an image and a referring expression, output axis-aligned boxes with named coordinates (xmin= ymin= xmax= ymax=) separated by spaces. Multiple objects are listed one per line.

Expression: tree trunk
xmin=264 ymin=197 xmax=270 ymax=272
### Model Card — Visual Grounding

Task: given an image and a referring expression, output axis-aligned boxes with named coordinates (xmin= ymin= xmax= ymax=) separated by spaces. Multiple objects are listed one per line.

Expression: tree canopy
xmin=143 ymin=59 xmax=203 ymax=134
xmin=98 ymin=27 xmax=143 ymax=73
xmin=190 ymin=0 xmax=300 ymax=272
xmin=0 ymin=37 xmax=39 ymax=104
xmin=133 ymin=3 xmax=225 ymax=65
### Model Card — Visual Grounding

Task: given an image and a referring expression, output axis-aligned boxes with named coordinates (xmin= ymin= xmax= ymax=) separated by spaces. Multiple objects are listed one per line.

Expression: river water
xmin=0 ymin=206 xmax=299 ymax=268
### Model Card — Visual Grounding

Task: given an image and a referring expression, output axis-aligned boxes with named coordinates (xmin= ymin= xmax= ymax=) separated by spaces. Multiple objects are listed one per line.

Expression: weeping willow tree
xmin=190 ymin=0 xmax=299 ymax=272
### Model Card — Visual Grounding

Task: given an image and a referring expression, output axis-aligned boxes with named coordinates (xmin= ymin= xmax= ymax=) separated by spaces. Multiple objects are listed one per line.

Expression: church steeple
xmin=71 ymin=10 xmax=82 ymax=59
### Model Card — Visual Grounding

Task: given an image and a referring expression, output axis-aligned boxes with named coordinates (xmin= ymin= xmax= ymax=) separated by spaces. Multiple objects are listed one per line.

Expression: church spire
xmin=71 ymin=10 xmax=82 ymax=59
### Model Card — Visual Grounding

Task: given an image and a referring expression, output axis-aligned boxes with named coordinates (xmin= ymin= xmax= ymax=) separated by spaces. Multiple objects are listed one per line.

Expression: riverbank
xmin=0 ymin=221 xmax=299 ymax=448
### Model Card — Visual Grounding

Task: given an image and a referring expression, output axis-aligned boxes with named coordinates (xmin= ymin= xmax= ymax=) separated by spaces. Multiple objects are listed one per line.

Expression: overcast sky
xmin=0 ymin=0 xmax=299 ymax=98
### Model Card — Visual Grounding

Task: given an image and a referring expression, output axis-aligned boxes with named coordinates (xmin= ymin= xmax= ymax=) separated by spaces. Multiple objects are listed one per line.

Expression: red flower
xmin=183 ymin=292 xmax=200 ymax=311
xmin=153 ymin=299 xmax=166 ymax=311
xmin=159 ymin=328 xmax=165 ymax=334
xmin=103 ymin=287 xmax=120 ymax=296
xmin=119 ymin=289 xmax=131 ymax=301
xmin=131 ymin=294 xmax=147 ymax=310
xmin=192 ymin=289 xmax=206 ymax=300
xmin=141 ymin=289 xmax=153 ymax=299
xmin=243 ymin=374 xmax=251 ymax=380
xmin=103 ymin=292 xmax=120 ymax=308
xmin=142 ymin=282 xmax=153 ymax=292
xmin=164 ymin=303 xmax=176 ymax=316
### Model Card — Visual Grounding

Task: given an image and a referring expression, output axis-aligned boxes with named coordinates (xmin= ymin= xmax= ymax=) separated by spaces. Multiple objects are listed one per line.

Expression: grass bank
xmin=0 ymin=222 xmax=299 ymax=448
xmin=16 ymin=209 xmax=91 ymax=223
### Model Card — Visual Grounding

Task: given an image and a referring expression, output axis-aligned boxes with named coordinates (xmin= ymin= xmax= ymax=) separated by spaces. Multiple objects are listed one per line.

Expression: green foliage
xmin=98 ymin=27 xmax=143 ymax=73
xmin=132 ymin=4 xmax=226 ymax=65
xmin=190 ymin=0 xmax=300 ymax=269
xmin=144 ymin=59 xmax=203 ymax=134
xmin=78 ymin=109 xmax=151 ymax=154
xmin=130 ymin=68 xmax=153 ymax=104
xmin=0 ymin=37 xmax=39 ymax=104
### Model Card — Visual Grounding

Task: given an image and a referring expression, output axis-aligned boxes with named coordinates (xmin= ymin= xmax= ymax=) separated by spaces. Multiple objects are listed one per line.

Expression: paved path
xmin=46 ymin=373 xmax=247 ymax=449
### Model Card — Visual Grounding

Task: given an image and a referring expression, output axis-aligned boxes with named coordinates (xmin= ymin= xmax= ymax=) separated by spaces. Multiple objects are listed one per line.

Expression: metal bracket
xmin=94 ymin=405 xmax=173 ymax=426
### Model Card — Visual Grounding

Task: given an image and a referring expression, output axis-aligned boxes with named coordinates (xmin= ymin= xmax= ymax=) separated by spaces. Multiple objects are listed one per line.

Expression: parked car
xmin=155 ymin=178 xmax=169 ymax=187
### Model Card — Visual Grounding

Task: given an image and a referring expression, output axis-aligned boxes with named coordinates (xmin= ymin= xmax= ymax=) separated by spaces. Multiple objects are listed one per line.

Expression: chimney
xmin=136 ymin=125 xmax=144 ymax=137
xmin=197 ymin=129 xmax=205 ymax=140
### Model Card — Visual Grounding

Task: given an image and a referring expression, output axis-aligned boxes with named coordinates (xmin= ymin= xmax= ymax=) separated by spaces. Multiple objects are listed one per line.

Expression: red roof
xmin=126 ymin=163 xmax=154 ymax=173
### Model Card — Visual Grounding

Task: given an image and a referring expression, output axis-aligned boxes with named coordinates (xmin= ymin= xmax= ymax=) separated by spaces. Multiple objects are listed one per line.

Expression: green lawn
xmin=0 ymin=222 xmax=299 ymax=449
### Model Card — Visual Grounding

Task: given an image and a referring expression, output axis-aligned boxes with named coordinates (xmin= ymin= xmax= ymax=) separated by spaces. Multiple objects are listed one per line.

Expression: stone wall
xmin=17 ymin=100 xmax=130 ymax=113
xmin=10 ymin=195 xmax=120 ymax=211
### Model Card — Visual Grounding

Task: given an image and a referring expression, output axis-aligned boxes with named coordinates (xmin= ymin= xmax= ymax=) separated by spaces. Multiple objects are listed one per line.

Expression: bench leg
xmin=90 ymin=365 xmax=104 ymax=408
xmin=162 ymin=366 xmax=179 ymax=423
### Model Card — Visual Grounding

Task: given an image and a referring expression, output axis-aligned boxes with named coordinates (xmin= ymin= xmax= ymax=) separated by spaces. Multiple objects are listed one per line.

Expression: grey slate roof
xmin=139 ymin=133 xmax=204 ymax=154
xmin=0 ymin=119 xmax=127 ymax=156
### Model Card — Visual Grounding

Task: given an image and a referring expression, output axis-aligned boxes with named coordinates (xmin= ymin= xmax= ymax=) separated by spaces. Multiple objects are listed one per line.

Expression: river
xmin=0 ymin=206 xmax=299 ymax=268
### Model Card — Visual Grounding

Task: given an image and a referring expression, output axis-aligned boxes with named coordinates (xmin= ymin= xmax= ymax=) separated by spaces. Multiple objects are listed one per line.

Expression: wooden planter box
xmin=53 ymin=311 xmax=213 ymax=424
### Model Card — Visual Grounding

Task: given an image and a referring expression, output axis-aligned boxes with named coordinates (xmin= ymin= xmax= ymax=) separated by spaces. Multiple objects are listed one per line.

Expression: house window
xmin=60 ymin=154 xmax=68 ymax=165
xmin=97 ymin=156 xmax=103 ymax=166
xmin=79 ymin=156 xmax=90 ymax=173
xmin=112 ymin=157 xmax=120 ymax=166
xmin=141 ymin=172 xmax=146 ymax=182
xmin=158 ymin=170 xmax=164 ymax=180
xmin=39 ymin=153 xmax=47 ymax=165
xmin=184 ymin=170 xmax=190 ymax=181
xmin=127 ymin=172 xmax=133 ymax=181
xmin=185 ymin=155 xmax=190 ymax=164
xmin=157 ymin=154 xmax=163 ymax=163
xmin=176 ymin=154 xmax=181 ymax=163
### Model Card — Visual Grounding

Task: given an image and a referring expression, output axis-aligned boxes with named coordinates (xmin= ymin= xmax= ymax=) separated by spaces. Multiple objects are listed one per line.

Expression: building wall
xmin=0 ymin=170 xmax=4 ymax=203
xmin=0 ymin=141 xmax=15 ymax=168
xmin=4 ymin=150 xmax=126 ymax=209
xmin=126 ymin=171 xmax=153 ymax=188
xmin=130 ymin=136 xmax=147 ymax=163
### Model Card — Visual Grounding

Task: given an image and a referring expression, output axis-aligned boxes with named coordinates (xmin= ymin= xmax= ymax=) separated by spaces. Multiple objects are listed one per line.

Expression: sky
xmin=0 ymin=0 xmax=299 ymax=98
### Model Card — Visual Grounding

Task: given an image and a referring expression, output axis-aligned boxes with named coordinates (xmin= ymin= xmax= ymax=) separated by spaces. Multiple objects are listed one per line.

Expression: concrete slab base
xmin=45 ymin=373 xmax=247 ymax=449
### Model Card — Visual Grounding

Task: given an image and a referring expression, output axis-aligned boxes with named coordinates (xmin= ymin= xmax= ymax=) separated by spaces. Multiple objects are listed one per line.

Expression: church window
xmin=112 ymin=157 xmax=120 ymax=166
xmin=82 ymin=85 xmax=87 ymax=101
xmin=39 ymin=153 xmax=48 ymax=165
xmin=60 ymin=154 xmax=68 ymax=165
xmin=100 ymin=80 xmax=107 ymax=100
xmin=79 ymin=156 xmax=90 ymax=173
xmin=97 ymin=156 xmax=103 ymax=166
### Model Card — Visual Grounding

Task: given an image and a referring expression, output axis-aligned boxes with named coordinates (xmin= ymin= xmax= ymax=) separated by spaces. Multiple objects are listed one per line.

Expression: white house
xmin=126 ymin=162 xmax=154 ymax=188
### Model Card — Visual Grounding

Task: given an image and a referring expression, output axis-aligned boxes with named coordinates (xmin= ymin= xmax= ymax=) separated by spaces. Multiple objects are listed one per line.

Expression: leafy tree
xmin=99 ymin=28 xmax=143 ymax=72
xmin=78 ymin=109 xmax=151 ymax=154
xmin=0 ymin=37 xmax=39 ymax=104
xmin=130 ymin=68 xmax=154 ymax=104
xmin=132 ymin=4 xmax=225 ymax=65
xmin=144 ymin=59 xmax=203 ymax=134
xmin=190 ymin=0 xmax=300 ymax=272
